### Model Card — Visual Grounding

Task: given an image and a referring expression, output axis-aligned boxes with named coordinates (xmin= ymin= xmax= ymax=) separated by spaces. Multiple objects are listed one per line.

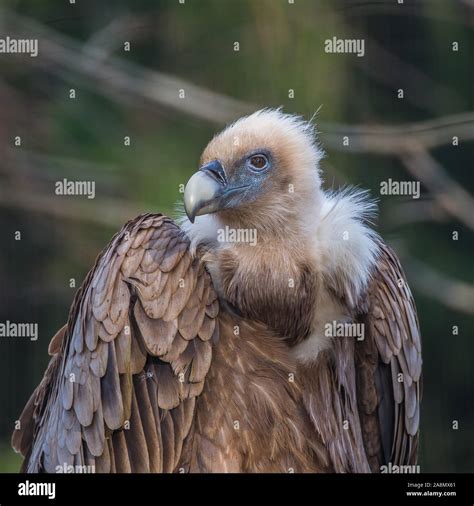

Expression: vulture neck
xmin=181 ymin=188 xmax=379 ymax=355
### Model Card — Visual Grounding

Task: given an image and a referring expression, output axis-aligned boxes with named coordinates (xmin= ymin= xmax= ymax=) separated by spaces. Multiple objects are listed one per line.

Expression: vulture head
xmin=184 ymin=109 xmax=324 ymax=233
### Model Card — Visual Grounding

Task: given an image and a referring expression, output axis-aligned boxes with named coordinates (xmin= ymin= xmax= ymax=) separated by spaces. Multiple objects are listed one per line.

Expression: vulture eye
xmin=248 ymin=154 xmax=269 ymax=171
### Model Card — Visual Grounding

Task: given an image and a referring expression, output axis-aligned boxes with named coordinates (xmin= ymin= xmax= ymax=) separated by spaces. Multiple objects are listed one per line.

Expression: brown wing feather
xmin=356 ymin=242 xmax=422 ymax=471
xmin=12 ymin=213 xmax=219 ymax=473
xmin=299 ymin=242 xmax=421 ymax=473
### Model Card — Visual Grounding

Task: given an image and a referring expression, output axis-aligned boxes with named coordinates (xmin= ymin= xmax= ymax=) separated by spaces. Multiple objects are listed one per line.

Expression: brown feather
xmin=14 ymin=215 xmax=217 ymax=474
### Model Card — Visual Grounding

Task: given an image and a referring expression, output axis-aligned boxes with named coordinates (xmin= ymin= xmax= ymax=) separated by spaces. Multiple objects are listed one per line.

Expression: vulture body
xmin=12 ymin=109 xmax=421 ymax=473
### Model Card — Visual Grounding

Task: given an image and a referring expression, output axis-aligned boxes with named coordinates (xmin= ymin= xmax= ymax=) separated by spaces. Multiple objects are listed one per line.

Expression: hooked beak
xmin=184 ymin=160 xmax=234 ymax=223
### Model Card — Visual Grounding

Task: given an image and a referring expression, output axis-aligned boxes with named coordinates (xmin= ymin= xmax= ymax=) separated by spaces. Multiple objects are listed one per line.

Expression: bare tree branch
xmin=320 ymin=112 xmax=474 ymax=152
xmin=404 ymin=256 xmax=474 ymax=315
xmin=0 ymin=184 xmax=148 ymax=228
xmin=3 ymin=9 xmax=474 ymax=150
xmin=383 ymin=200 xmax=448 ymax=227
xmin=399 ymin=144 xmax=474 ymax=230
xmin=0 ymin=10 xmax=254 ymax=124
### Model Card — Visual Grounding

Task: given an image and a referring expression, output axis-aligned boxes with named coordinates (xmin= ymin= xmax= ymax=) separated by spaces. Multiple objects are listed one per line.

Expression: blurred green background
xmin=0 ymin=0 xmax=472 ymax=472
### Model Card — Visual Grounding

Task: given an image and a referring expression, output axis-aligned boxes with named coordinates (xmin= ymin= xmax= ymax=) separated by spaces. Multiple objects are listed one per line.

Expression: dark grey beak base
xmin=200 ymin=160 xmax=228 ymax=186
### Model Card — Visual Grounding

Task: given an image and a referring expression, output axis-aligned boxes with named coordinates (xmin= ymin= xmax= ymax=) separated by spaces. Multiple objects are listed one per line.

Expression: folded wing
xmin=12 ymin=214 xmax=219 ymax=473
xmin=356 ymin=242 xmax=422 ymax=470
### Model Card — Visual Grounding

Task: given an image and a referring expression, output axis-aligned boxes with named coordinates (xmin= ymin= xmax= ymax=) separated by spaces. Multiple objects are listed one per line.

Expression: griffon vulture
xmin=12 ymin=109 xmax=421 ymax=473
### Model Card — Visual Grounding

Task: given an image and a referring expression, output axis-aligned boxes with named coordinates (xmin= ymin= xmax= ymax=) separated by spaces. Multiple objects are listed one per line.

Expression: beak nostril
xmin=199 ymin=160 xmax=227 ymax=186
xmin=208 ymin=168 xmax=225 ymax=184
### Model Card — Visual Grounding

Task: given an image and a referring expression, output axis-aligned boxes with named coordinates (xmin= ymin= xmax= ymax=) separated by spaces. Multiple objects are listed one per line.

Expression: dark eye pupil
xmin=251 ymin=156 xmax=266 ymax=169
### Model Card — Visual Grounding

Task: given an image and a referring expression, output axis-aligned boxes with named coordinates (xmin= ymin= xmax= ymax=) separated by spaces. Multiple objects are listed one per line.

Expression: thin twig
xmin=399 ymin=144 xmax=474 ymax=230
xmin=404 ymin=256 xmax=474 ymax=315
xmin=0 ymin=184 xmax=151 ymax=228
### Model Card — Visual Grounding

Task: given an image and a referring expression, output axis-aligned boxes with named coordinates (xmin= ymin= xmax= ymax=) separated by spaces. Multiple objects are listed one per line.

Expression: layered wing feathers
xmin=12 ymin=214 xmax=218 ymax=473
xmin=356 ymin=242 xmax=422 ymax=470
